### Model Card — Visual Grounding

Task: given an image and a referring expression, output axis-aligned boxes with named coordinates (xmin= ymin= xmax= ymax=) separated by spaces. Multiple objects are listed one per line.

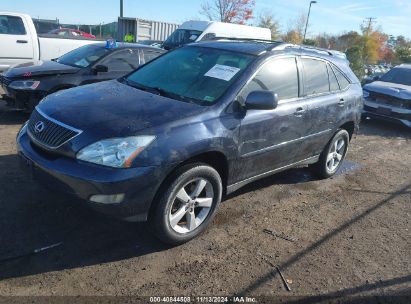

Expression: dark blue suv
xmin=16 ymin=40 xmax=363 ymax=244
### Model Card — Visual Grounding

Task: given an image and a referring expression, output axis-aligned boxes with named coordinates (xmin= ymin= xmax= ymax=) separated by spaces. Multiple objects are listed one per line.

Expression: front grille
xmin=27 ymin=108 xmax=82 ymax=149
xmin=369 ymin=92 xmax=411 ymax=109
xmin=0 ymin=74 xmax=12 ymax=86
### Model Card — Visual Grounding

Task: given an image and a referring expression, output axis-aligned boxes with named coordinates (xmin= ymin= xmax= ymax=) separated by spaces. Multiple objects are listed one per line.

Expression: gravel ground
xmin=0 ymin=99 xmax=410 ymax=301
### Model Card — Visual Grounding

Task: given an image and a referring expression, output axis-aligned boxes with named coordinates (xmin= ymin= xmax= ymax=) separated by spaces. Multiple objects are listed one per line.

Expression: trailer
xmin=117 ymin=17 xmax=179 ymax=42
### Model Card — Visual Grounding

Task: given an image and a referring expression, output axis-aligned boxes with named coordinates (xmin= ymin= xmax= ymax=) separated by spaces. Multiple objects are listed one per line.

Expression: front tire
xmin=311 ymin=129 xmax=350 ymax=179
xmin=150 ymin=163 xmax=222 ymax=245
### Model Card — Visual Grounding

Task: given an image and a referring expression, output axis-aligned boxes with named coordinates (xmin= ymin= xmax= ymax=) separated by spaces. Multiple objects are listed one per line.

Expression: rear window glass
xmin=328 ymin=64 xmax=340 ymax=92
xmin=0 ymin=15 xmax=26 ymax=35
xmin=332 ymin=65 xmax=351 ymax=90
xmin=302 ymin=58 xmax=330 ymax=95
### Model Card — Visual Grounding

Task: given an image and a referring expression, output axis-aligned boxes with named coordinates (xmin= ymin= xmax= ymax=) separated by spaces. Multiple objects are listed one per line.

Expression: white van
xmin=162 ymin=21 xmax=271 ymax=50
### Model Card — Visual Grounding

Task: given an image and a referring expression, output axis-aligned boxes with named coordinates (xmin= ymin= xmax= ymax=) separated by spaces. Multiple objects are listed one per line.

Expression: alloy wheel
xmin=168 ymin=178 xmax=214 ymax=234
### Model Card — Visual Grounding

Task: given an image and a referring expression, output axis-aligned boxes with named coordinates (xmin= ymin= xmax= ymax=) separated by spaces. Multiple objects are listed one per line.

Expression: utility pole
xmin=364 ymin=17 xmax=376 ymax=36
xmin=303 ymin=1 xmax=317 ymax=42
xmin=120 ymin=0 xmax=124 ymax=18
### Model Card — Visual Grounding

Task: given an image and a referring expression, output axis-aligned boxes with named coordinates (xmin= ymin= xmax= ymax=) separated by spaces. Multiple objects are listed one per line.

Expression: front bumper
xmin=2 ymin=85 xmax=46 ymax=111
xmin=17 ymin=129 xmax=165 ymax=221
xmin=363 ymin=100 xmax=411 ymax=128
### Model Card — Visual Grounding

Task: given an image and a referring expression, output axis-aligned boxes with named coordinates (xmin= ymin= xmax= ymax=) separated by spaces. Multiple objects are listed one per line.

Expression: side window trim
xmin=327 ymin=63 xmax=340 ymax=93
xmin=330 ymin=63 xmax=351 ymax=92
xmin=236 ymin=55 xmax=301 ymax=105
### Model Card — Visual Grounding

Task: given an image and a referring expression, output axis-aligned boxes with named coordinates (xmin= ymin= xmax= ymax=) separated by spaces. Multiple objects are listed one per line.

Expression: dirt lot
xmin=0 ymin=98 xmax=410 ymax=302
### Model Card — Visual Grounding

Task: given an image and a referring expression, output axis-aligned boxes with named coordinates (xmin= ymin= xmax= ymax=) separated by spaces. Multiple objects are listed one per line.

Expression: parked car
xmin=363 ymin=64 xmax=411 ymax=127
xmin=0 ymin=12 xmax=99 ymax=72
xmin=162 ymin=20 xmax=271 ymax=50
xmin=0 ymin=42 xmax=165 ymax=111
xmin=49 ymin=28 xmax=96 ymax=39
xmin=17 ymin=40 xmax=363 ymax=245
xmin=137 ymin=40 xmax=163 ymax=48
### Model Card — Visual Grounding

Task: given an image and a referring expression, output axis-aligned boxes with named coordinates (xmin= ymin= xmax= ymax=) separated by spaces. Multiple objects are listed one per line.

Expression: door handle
xmin=294 ymin=107 xmax=306 ymax=117
xmin=338 ymin=98 xmax=346 ymax=107
xmin=16 ymin=40 xmax=28 ymax=44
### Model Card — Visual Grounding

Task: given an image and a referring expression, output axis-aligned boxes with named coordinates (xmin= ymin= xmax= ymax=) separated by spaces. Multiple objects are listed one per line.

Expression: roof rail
xmin=271 ymin=43 xmax=335 ymax=56
xmin=211 ymin=36 xmax=285 ymax=45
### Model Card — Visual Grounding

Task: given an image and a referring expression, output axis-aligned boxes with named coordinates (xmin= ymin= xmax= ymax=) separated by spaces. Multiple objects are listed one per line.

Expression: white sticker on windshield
xmin=204 ymin=64 xmax=240 ymax=81
xmin=189 ymin=34 xmax=198 ymax=41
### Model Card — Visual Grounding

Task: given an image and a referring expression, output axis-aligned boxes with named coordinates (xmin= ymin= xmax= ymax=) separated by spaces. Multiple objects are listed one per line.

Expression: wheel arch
xmin=339 ymin=121 xmax=355 ymax=140
xmin=147 ymin=150 xmax=229 ymax=220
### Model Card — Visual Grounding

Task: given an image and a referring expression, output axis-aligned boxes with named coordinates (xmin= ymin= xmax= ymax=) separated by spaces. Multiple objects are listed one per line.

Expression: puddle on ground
xmin=336 ymin=160 xmax=361 ymax=176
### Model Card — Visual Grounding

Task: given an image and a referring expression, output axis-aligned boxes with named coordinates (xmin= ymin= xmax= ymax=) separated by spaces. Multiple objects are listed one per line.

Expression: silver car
xmin=363 ymin=64 xmax=411 ymax=127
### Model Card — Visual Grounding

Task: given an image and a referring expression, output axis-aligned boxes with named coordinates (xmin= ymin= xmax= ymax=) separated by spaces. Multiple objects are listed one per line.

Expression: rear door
xmin=298 ymin=57 xmax=342 ymax=156
xmin=0 ymin=15 xmax=34 ymax=69
xmin=235 ymin=56 xmax=313 ymax=181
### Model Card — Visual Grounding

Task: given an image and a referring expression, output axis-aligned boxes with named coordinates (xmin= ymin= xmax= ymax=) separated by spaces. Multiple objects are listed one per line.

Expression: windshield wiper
xmin=123 ymin=79 xmax=200 ymax=104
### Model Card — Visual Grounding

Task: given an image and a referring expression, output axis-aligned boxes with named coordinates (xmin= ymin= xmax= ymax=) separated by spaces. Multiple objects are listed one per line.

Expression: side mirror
xmin=373 ymin=75 xmax=380 ymax=81
xmin=245 ymin=91 xmax=279 ymax=110
xmin=93 ymin=64 xmax=108 ymax=74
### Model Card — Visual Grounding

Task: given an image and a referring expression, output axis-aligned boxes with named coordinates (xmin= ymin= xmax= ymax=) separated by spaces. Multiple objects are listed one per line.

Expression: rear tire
xmin=150 ymin=163 xmax=222 ymax=245
xmin=311 ymin=129 xmax=350 ymax=179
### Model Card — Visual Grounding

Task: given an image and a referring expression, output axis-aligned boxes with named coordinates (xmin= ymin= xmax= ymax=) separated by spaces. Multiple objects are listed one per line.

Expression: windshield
xmin=380 ymin=67 xmax=411 ymax=86
xmin=163 ymin=29 xmax=203 ymax=50
xmin=57 ymin=44 xmax=110 ymax=68
xmin=125 ymin=46 xmax=255 ymax=105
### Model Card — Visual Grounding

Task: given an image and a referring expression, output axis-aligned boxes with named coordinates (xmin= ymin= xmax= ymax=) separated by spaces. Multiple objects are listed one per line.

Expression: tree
xmin=396 ymin=46 xmax=411 ymax=63
xmin=257 ymin=12 xmax=280 ymax=40
xmin=346 ymin=46 xmax=365 ymax=79
xmin=282 ymin=13 xmax=306 ymax=44
xmin=200 ymin=0 xmax=255 ymax=24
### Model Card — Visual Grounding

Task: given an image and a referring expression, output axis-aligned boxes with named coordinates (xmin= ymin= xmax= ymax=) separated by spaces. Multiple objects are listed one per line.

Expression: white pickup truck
xmin=0 ymin=12 xmax=99 ymax=71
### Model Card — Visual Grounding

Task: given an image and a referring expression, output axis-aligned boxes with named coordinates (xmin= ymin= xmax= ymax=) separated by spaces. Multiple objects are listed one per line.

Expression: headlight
xmin=76 ymin=136 xmax=155 ymax=168
xmin=363 ymin=89 xmax=370 ymax=99
xmin=9 ymin=80 xmax=40 ymax=90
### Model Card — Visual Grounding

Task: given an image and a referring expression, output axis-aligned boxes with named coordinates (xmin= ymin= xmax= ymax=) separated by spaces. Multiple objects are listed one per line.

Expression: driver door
xmin=83 ymin=49 xmax=141 ymax=85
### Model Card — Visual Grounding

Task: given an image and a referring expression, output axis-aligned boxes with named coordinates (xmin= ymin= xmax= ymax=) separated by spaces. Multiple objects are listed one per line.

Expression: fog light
xmin=90 ymin=194 xmax=125 ymax=204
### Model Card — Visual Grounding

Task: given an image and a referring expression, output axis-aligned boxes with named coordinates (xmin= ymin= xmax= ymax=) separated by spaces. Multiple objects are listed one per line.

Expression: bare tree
xmin=200 ymin=0 xmax=255 ymax=24
xmin=257 ymin=12 xmax=280 ymax=39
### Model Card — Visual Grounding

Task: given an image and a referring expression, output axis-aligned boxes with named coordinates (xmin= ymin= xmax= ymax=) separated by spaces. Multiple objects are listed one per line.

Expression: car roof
xmin=189 ymin=39 xmax=358 ymax=83
xmin=192 ymin=40 xmax=347 ymax=62
xmin=398 ymin=64 xmax=411 ymax=69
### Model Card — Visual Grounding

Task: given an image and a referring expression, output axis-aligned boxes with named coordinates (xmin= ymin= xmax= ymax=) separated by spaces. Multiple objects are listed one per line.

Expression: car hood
xmin=364 ymin=81 xmax=411 ymax=100
xmin=4 ymin=60 xmax=80 ymax=78
xmin=37 ymin=80 xmax=207 ymax=137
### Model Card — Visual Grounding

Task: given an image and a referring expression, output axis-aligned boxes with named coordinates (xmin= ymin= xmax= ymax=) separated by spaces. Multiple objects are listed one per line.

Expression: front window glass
xmin=57 ymin=44 xmax=109 ymax=68
xmin=163 ymin=29 xmax=203 ymax=49
xmin=100 ymin=49 xmax=140 ymax=72
xmin=239 ymin=57 xmax=299 ymax=102
xmin=126 ymin=46 xmax=255 ymax=105
xmin=380 ymin=68 xmax=411 ymax=86
xmin=0 ymin=15 xmax=26 ymax=35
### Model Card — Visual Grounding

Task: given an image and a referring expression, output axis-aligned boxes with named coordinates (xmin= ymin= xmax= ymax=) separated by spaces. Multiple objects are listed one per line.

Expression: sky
xmin=1 ymin=0 xmax=410 ymax=38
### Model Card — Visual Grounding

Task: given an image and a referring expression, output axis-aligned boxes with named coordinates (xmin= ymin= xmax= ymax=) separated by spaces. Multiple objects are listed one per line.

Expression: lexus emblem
xmin=34 ymin=121 xmax=45 ymax=133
